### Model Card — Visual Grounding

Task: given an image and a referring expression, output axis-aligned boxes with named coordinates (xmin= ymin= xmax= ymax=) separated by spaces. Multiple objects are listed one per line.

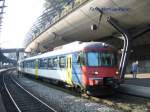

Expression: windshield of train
xmin=87 ymin=51 xmax=116 ymax=67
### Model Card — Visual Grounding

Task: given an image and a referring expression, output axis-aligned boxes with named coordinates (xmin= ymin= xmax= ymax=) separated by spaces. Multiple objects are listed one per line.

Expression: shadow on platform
xmin=125 ymin=78 xmax=150 ymax=87
xmin=116 ymin=73 xmax=150 ymax=98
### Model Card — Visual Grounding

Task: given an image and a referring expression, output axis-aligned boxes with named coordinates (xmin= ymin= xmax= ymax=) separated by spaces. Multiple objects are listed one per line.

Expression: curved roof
xmin=25 ymin=0 xmax=150 ymax=53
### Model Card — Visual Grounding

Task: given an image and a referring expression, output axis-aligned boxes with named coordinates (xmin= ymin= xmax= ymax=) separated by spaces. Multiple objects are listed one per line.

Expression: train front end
xmin=79 ymin=44 xmax=120 ymax=95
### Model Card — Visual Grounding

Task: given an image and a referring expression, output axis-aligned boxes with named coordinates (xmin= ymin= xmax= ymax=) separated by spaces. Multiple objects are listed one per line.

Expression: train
xmin=18 ymin=41 xmax=121 ymax=95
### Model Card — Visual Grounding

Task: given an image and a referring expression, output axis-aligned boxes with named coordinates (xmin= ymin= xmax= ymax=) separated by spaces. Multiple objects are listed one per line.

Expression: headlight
xmin=94 ymin=71 xmax=99 ymax=75
xmin=116 ymin=71 xmax=119 ymax=75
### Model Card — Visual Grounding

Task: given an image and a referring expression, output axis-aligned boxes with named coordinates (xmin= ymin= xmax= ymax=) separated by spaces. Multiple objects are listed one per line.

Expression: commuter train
xmin=18 ymin=41 xmax=120 ymax=95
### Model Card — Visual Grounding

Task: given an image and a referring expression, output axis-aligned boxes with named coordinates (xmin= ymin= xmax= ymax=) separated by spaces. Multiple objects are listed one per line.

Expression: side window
xmin=39 ymin=58 xmax=48 ymax=69
xmin=27 ymin=61 xmax=29 ymax=68
xmin=87 ymin=52 xmax=99 ymax=66
xmin=33 ymin=60 xmax=35 ymax=68
xmin=26 ymin=61 xmax=27 ymax=68
xmin=78 ymin=51 xmax=86 ymax=65
xmin=44 ymin=58 xmax=48 ymax=69
xmin=30 ymin=61 xmax=32 ymax=68
xmin=53 ymin=57 xmax=58 ymax=69
xmin=23 ymin=62 xmax=25 ymax=68
xmin=25 ymin=61 xmax=27 ymax=68
xmin=39 ymin=59 xmax=45 ymax=69
xmin=29 ymin=61 xmax=31 ymax=68
xmin=32 ymin=60 xmax=34 ymax=68
xmin=59 ymin=56 xmax=66 ymax=68
xmin=48 ymin=58 xmax=53 ymax=69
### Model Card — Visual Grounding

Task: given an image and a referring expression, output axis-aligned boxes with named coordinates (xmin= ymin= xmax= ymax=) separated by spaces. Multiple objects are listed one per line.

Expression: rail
xmin=2 ymin=73 xmax=57 ymax=112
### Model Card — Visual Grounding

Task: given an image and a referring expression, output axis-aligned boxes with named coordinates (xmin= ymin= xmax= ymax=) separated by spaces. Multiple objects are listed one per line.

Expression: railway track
xmin=4 ymin=70 xmax=150 ymax=112
xmin=17 ymin=73 xmax=150 ymax=112
xmin=2 ymin=73 xmax=57 ymax=112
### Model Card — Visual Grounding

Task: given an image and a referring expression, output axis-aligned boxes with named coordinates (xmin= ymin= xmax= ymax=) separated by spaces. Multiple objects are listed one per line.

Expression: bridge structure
xmin=0 ymin=48 xmax=24 ymax=53
xmin=0 ymin=48 xmax=25 ymax=68
xmin=24 ymin=0 xmax=150 ymax=78
xmin=0 ymin=50 xmax=16 ymax=68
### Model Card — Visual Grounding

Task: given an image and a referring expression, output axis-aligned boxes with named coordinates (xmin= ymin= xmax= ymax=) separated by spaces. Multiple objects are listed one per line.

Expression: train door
xmin=35 ymin=59 xmax=38 ymax=79
xmin=66 ymin=55 xmax=73 ymax=86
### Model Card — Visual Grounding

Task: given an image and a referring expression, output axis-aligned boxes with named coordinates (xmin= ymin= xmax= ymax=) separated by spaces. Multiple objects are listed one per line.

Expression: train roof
xmin=22 ymin=41 xmax=115 ymax=61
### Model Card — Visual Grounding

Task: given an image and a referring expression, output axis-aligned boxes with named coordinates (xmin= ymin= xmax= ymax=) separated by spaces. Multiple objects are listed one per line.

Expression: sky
xmin=0 ymin=0 xmax=44 ymax=48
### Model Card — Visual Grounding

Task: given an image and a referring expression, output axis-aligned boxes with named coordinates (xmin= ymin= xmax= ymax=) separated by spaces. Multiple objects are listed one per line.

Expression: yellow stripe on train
xmin=66 ymin=55 xmax=73 ymax=86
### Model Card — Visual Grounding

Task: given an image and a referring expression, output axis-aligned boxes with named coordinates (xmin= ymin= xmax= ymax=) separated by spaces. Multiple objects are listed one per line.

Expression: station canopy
xmin=24 ymin=0 xmax=150 ymax=54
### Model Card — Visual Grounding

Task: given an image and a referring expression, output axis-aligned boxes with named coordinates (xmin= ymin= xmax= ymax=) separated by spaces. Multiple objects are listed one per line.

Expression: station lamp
xmin=91 ymin=24 xmax=98 ymax=31
xmin=90 ymin=7 xmax=103 ymax=31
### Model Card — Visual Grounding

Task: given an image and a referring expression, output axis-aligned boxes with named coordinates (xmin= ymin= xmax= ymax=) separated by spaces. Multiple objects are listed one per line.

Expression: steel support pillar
xmin=107 ymin=17 xmax=132 ymax=80
xmin=16 ymin=50 xmax=19 ymax=62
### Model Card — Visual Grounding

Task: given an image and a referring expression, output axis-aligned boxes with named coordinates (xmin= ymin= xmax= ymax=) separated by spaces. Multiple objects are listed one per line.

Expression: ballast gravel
xmin=14 ymin=73 xmax=121 ymax=112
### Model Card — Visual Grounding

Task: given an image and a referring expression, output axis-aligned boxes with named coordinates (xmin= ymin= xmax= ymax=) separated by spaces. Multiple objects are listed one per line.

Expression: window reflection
xmin=87 ymin=51 xmax=116 ymax=67
xmin=87 ymin=52 xmax=99 ymax=66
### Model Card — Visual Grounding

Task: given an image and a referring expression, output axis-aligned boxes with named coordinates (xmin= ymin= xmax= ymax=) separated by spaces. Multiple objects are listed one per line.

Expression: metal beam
xmin=132 ymin=25 xmax=150 ymax=40
xmin=107 ymin=17 xmax=132 ymax=80
xmin=1 ymin=48 xmax=24 ymax=53
xmin=0 ymin=6 xmax=6 ymax=8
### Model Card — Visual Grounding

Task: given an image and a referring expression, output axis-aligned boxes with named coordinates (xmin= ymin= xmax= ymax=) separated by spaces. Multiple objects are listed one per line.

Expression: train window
xmin=29 ymin=61 xmax=31 ymax=68
xmin=25 ymin=61 xmax=27 ymax=68
xmin=87 ymin=52 xmax=99 ymax=66
xmin=30 ymin=61 xmax=31 ymax=67
xmin=23 ymin=62 xmax=25 ymax=68
xmin=39 ymin=59 xmax=45 ymax=69
xmin=59 ymin=56 xmax=66 ymax=68
xmin=30 ymin=61 xmax=33 ymax=68
xmin=86 ymin=51 xmax=116 ymax=67
xmin=32 ymin=60 xmax=35 ymax=69
xmin=48 ymin=58 xmax=53 ymax=69
xmin=22 ymin=63 xmax=24 ymax=68
xmin=26 ymin=62 xmax=28 ymax=68
xmin=77 ymin=52 xmax=85 ymax=65
xmin=28 ymin=61 xmax=30 ymax=68
xmin=33 ymin=60 xmax=35 ymax=68
xmin=100 ymin=52 xmax=116 ymax=66
xmin=39 ymin=58 xmax=48 ymax=69
xmin=31 ymin=60 xmax=34 ymax=68
xmin=53 ymin=57 xmax=58 ymax=69
xmin=44 ymin=58 xmax=48 ymax=69
xmin=30 ymin=61 xmax=31 ymax=68
xmin=31 ymin=61 xmax=33 ymax=68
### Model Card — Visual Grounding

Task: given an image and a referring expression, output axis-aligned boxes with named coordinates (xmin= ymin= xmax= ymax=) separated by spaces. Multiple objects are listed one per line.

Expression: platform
xmin=117 ymin=73 xmax=150 ymax=98
xmin=125 ymin=73 xmax=150 ymax=87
